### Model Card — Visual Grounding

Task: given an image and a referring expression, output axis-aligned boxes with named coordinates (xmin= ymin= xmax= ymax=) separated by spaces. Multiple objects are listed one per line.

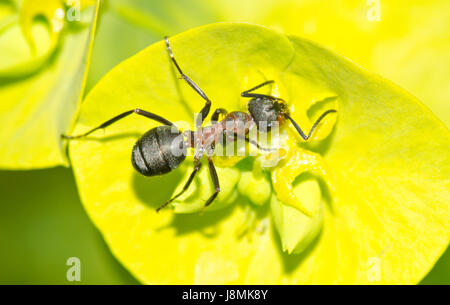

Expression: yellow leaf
xmin=0 ymin=0 xmax=100 ymax=169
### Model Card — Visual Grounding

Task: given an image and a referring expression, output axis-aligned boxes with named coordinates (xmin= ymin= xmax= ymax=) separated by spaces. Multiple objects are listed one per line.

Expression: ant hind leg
xmin=156 ymin=160 xmax=203 ymax=212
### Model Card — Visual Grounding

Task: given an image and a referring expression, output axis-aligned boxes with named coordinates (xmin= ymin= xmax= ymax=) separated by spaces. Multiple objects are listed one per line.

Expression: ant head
xmin=247 ymin=97 xmax=287 ymax=132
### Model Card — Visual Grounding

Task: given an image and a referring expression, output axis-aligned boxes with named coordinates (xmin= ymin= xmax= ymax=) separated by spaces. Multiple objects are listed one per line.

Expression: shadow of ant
xmin=132 ymin=168 xmax=185 ymax=210
xmin=132 ymin=166 xmax=237 ymax=239
xmin=159 ymin=204 xmax=235 ymax=238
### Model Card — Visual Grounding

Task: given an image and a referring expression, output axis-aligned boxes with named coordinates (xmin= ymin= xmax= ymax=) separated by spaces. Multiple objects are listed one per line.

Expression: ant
xmin=62 ymin=36 xmax=337 ymax=213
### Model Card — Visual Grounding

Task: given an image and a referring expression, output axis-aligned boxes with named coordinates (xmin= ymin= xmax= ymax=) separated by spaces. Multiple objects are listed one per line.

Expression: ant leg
xmin=284 ymin=109 xmax=337 ymax=141
xmin=232 ymin=133 xmax=277 ymax=152
xmin=61 ymin=108 xmax=175 ymax=139
xmin=242 ymin=80 xmax=274 ymax=95
xmin=156 ymin=160 xmax=203 ymax=212
xmin=165 ymin=36 xmax=211 ymax=127
xmin=211 ymin=108 xmax=228 ymax=123
xmin=200 ymin=157 xmax=220 ymax=213
xmin=241 ymin=80 xmax=285 ymax=102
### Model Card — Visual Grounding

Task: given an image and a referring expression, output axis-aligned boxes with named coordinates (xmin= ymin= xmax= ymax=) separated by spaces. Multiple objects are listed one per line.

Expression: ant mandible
xmin=62 ymin=36 xmax=337 ymax=212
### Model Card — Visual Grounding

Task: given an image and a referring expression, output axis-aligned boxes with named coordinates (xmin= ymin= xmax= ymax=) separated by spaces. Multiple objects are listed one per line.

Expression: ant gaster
xmin=62 ymin=36 xmax=337 ymax=213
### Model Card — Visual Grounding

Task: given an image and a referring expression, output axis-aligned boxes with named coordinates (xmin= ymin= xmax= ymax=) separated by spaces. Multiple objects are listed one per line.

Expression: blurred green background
xmin=0 ymin=0 xmax=448 ymax=284
xmin=0 ymin=168 xmax=138 ymax=284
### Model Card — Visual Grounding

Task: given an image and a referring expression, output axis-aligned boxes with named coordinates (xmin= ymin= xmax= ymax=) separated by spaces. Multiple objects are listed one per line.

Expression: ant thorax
xmin=220 ymin=111 xmax=254 ymax=139
xmin=183 ymin=111 xmax=255 ymax=150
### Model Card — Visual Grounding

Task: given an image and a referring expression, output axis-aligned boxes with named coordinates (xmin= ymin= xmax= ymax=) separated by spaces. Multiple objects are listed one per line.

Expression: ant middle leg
xmin=164 ymin=36 xmax=211 ymax=127
xmin=211 ymin=108 xmax=228 ymax=123
xmin=61 ymin=108 xmax=175 ymax=139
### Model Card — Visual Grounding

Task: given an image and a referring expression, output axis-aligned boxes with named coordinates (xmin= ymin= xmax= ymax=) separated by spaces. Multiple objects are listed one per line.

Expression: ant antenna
xmin=284 ymin=109 xmax=337 ymax=141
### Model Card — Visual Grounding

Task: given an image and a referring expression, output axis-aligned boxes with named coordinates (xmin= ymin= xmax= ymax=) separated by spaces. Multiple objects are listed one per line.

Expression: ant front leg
xmin=165 ymin=36 xmax=212 ymax=128
xmin=241 ymin=80 xmax=285 ymax=102
xmin=61 ymin=108 xmax=175 ymax=139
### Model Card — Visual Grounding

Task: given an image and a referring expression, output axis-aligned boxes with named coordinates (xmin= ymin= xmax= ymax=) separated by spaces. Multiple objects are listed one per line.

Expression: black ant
xmin=62 ymin=36 xmax=337 ymax=212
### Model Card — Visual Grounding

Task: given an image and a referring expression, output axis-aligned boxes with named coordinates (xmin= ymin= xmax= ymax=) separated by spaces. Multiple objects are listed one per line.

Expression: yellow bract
xmin=272 ymin=143 xmax=334 ymax=216
xmin=271 ymin=180 xmax=323 ymax=255
xmin=69 ymin=23 xmax=449 ymax=284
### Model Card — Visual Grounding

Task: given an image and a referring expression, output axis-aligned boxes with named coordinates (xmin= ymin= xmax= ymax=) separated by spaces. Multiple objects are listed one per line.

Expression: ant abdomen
xmin=132 ymin=125 xmax=187 ymax=176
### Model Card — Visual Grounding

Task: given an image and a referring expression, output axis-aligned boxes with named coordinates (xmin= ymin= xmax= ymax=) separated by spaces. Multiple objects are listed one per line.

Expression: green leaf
xmin=68 ymin=23 xmax=449 ymax=284
xmin=0 ymin=1 xmax=99 ymax=169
